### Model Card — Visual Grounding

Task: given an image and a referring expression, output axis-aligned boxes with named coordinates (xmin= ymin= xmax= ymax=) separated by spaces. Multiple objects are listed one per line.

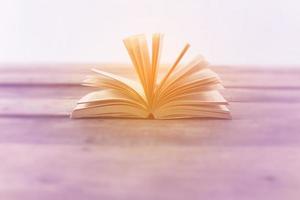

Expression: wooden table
xmin=1 ymin=64 xmax=300 ymax=200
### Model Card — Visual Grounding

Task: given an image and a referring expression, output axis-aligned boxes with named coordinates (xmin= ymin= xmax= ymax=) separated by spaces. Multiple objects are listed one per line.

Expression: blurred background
xmin=0 ymin=0 xmax=300 ymax=66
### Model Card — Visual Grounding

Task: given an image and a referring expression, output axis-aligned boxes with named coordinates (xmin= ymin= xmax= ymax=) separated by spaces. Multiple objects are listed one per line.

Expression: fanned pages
xmin=71 ymin=33 xmax=231 ymax=119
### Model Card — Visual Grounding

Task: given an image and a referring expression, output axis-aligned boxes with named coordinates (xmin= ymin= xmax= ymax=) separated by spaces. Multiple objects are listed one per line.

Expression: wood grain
xmin=0 ymin=64 xmax=300 ymax=200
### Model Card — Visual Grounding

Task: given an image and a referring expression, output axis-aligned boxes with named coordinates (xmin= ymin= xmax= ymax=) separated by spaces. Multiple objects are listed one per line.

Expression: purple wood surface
xmin=0 ymin=64 xmax=300 ymax=200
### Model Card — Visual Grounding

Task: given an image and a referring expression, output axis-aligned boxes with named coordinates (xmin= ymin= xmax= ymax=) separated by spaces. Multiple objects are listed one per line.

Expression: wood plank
xmin=0 ymin=85 xmax=93 ymax=99
xmin=1 ymin=65 xmax=300 ymax=88
xmin=1 ymin=86 xmax=300 ymax=103
xmin=0 ymin=145 xmax=299 ymax=200
xmin=1 ymin=96 xmax=300 ymax=117
xmin=1 ymin=73 xmax=300 ymax=88
xmin=0 ymin=102 xmax=299 ymax=146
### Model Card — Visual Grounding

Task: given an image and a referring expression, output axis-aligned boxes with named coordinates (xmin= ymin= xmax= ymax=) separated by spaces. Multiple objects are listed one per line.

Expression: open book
xmin=71 ymin=34 xmax=230 ymax=119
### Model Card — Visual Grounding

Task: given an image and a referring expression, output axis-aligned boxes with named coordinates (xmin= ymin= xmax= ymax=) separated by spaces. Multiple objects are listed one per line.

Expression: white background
xmin=1 ymin=0 xmax=300 ymax=67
